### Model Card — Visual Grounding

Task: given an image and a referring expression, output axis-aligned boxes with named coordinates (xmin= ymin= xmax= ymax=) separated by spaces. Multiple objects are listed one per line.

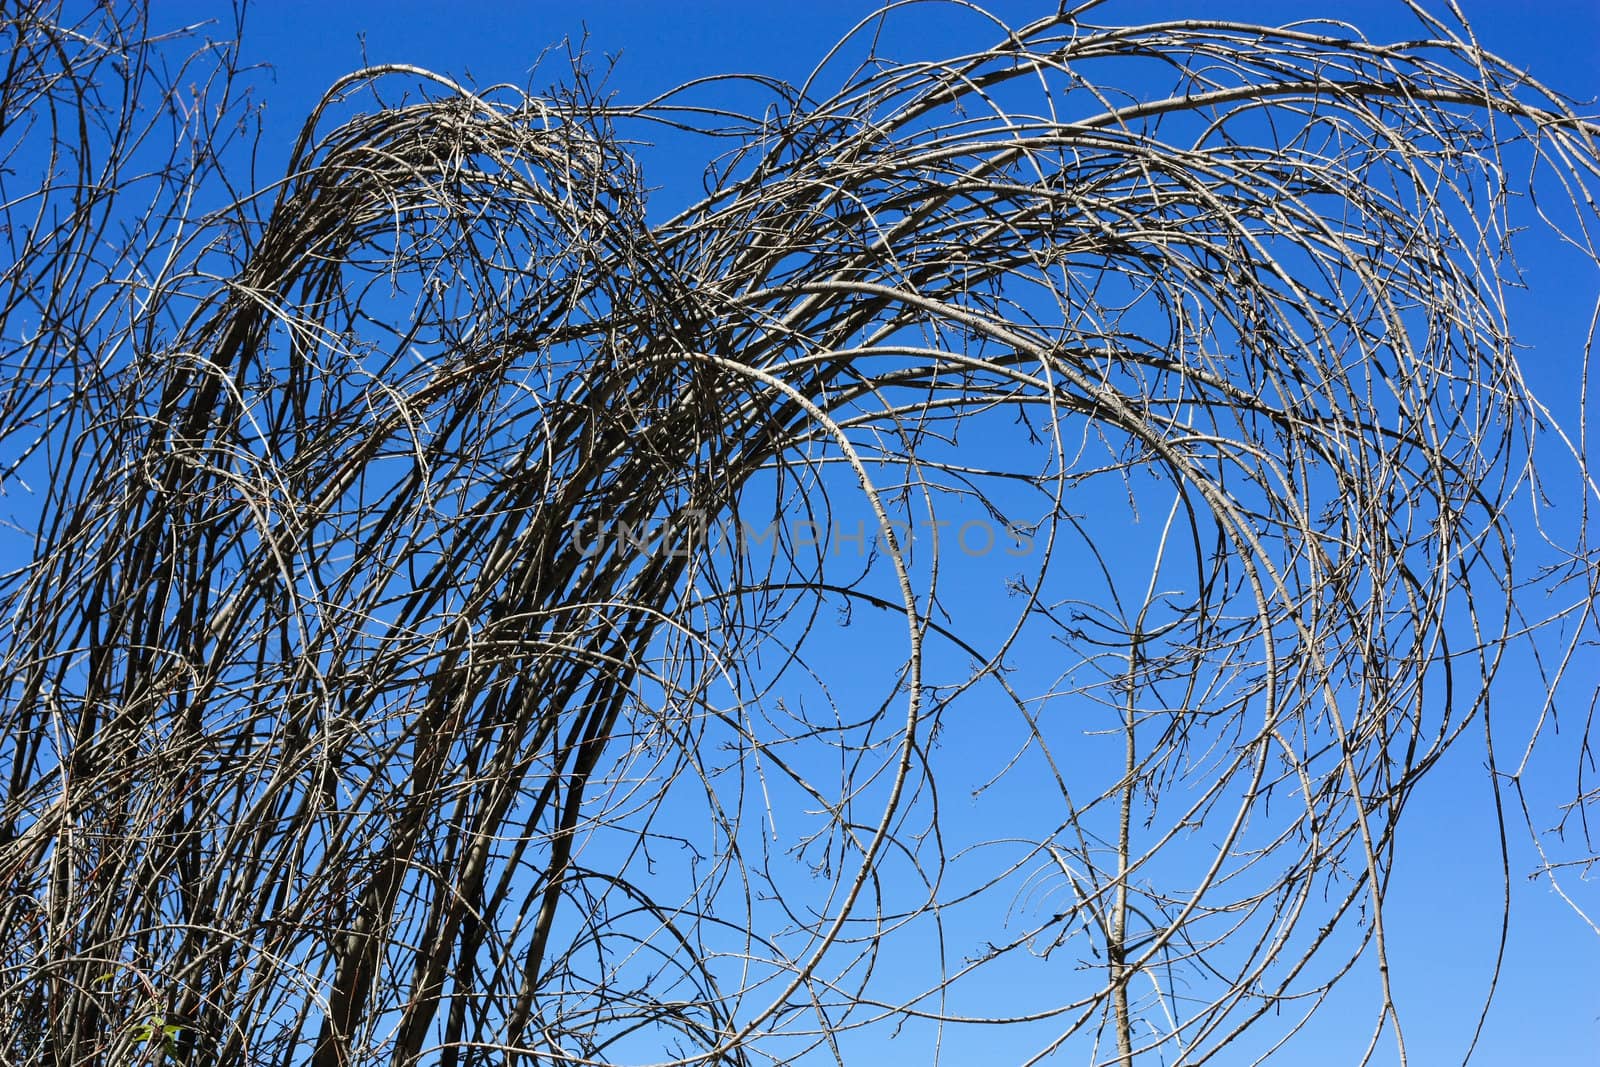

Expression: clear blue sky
xmin=152 ymin=2 xmax=1600 ymax=1063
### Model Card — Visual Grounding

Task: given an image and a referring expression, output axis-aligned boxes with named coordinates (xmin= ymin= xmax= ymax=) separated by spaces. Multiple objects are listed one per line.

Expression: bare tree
xmin=2 ymin=1 xmax=1596 ymax=1064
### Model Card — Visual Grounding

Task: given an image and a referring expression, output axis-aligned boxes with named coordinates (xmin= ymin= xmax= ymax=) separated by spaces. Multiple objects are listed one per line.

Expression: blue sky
xmin=141 ymin=2 xmax=1600 ymax=1063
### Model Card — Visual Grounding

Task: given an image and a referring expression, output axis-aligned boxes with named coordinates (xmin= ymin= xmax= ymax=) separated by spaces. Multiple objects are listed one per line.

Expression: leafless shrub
xmin=2 ymin=2 xmax=1597 ymax=1064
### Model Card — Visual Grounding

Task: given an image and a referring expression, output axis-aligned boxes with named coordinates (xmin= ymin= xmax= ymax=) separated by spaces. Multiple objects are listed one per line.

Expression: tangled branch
xmin=2 ymin=2 xmax=1596 ymax=1064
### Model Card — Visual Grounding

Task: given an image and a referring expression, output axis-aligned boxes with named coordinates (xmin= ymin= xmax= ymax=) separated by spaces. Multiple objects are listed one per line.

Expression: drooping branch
xmin=1 ymin=2 xmax=1597 ymax=1065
